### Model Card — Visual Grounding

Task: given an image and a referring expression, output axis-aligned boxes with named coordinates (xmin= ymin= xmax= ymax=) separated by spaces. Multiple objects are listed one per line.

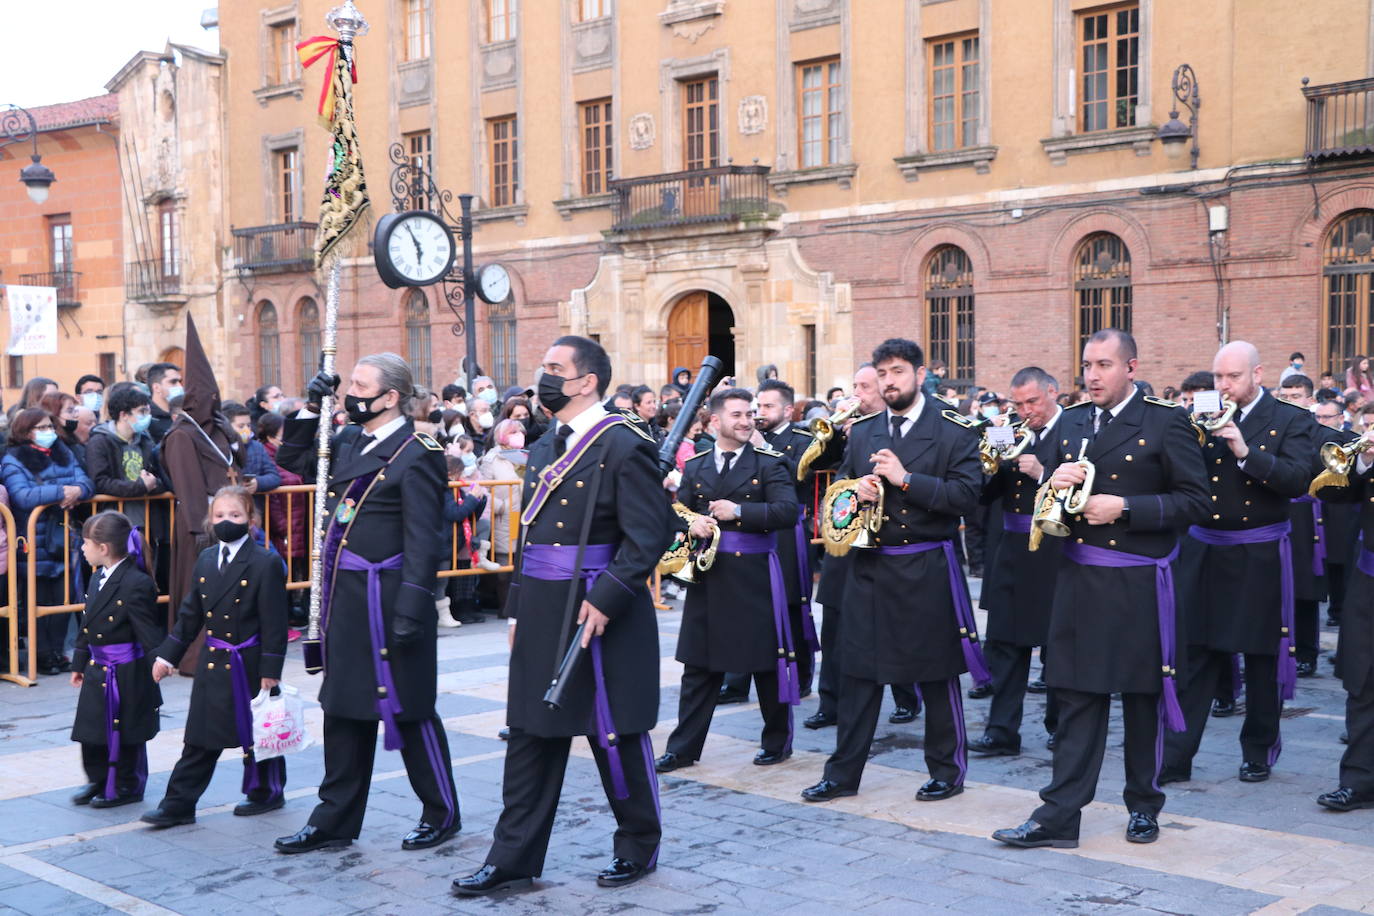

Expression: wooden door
xmin=667 ymin=292 xmax=708 ymax=380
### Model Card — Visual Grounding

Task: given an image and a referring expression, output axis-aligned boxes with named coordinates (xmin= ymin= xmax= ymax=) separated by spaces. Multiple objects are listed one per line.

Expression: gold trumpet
xmin=659 ymin=503 xmax=722 ymax=583
xmin=1190 ymin=396 xmax=1238 ymax=445
xmin=978 ymin=421 xmax=1033 ymax=476
xmin=1029 ymin=438 xmax=1096 ymax=550
xmin=797 ymin=401 xmax=860 ymax=481
xmin=1307 ymin=436 xmax=1374 ymax=496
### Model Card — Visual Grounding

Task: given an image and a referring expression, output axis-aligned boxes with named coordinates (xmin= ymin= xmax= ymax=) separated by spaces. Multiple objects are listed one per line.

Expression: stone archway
xmin=666 ymin=291 xmax=736 ymax=381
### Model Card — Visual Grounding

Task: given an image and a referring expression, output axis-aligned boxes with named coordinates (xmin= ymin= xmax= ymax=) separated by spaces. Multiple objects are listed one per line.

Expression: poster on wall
xmin=4 ymin=285 xmax=58 ymax=356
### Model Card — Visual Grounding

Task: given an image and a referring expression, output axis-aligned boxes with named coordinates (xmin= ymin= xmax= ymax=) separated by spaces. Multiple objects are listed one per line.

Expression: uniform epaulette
xmin=1065 ymin=399 xmax=1092 ymax=409
xmin=684 ymin=449 xmax=711 ymax=462
xmin=755 ymin=445 xmax=785 ymax=458
xmin=611 ymin=413 xmax=656 ymax=443
xmin=1143 ymin=395 xmax=1183 ymax=409
xmin=1273 ymin=397 xmax=1309 ymax=412
xmin=934 ymin=393 xmax=959 ymax=408
xmin=941 ymin=409 xmax=979 ymax=429
xmin=413 ymin=431 xmax=443 ymax=451
xmin=851 ymin=410 xmax=883 ymax=425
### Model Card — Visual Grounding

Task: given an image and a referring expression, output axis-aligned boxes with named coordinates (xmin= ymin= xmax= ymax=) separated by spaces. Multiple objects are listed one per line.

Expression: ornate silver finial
xmin=326 ymin=1 xmax=369 ymax=41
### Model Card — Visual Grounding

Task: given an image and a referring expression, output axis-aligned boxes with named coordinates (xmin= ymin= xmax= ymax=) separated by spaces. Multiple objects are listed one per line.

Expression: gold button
xmin=1138 ymin=439 xmax=1146 ymax=446
xmin=108 ymin=615 xmax=114 ymax=622
xmin=1260 ymin=445 xmax=1266 ymax=451
xmin=113 ymin=719 xmax=119 ymax=725
xmin=1065 ymin=453 xmax=1072 ymax=459
xmin=752 ymin=479 xmax=759 ymax=485
xmin=1125 ymin=455 xmax=1133 ymax=462
xmin=240 ymin=579 xmax=248 ymax=586
xmin=116 ymin=600 xmax=122 ymax=606
xmin=380 ymin=648 xmax=388 ymax=657
xmin=88 ymin=659 xmax=94 ymax=666
xmin=377 ymin=686 xmax=388 ymax=696
xmin=553 ymin=542 xmax=561 ymax=547
xmin=208 ymin=663 xmax=215 ymax=670
xmin=225 ymin=663 xmax=232 ymax=670
xmin=1211 ymin=476 xmax=1219 ymax=482
xmin=1211 ymin=495 xmax=1218 ymax=501
xmin=1216 ymin=458 xmax=1222 ymax=464
xmin=556 ymin=521 xmax=564 ymax=528
xmin=1213 ymin=513 xmax=1221 ymax=520
xmin=199 ymin=577 xmax=206 ymax=583
xmin=329 ymin=491 xmax=336 ymax=498
xmin=1076 ymin=538 xmax=1084 ymax=544
xmin=342 ymin=539 xmax=348 ymax=546
xmin=1244 ymin=500 xmax=1251 ymax=506
xmin=1110 ymin=474 xmax=1118 ymax=480
xmin=735 ymin=551 xmax=742 ymax=557
xmin=102 ymin=665 xmax=108 ymax=671
xmin=1241 ymin=517 xmax=1248 ymax=522
xmin=576 ymin=481 xmax=584 ymax=487
xmin=225 ymin=632 xmax=231 ymax=638
xmin=206 ymin=611 xmax=212 ymax=618
xmin=1062 ymin=440 xmax=1068 ymax=446
xmin=1270 ymin=430 xmax=1276 ymax=436
xmin=83 ymin=627 xmax=88 ymax=633
xmin=560 ymin=499 xmax=568 ymax=506
xmin=378 ymin=473 xmax=386 ymax=480
xmin=1109 ymin=539 xmax=1117 ymax=546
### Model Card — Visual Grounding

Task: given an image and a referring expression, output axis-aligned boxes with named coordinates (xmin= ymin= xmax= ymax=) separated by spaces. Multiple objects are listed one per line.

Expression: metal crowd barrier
xmin=2 ymin=481 xmax=523 ymax=688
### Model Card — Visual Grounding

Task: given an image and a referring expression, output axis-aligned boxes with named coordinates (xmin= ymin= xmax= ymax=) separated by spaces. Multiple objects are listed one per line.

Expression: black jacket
xmin=85 ymin=422 xmax=165 ymax=498
xmin=71 ymin=561 xmax=163 ymax=746
xmin=1315 ymin=463 xmax=1374 ymax=694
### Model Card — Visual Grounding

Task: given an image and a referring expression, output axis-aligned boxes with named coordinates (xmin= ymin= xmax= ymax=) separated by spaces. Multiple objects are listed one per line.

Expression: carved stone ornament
xmin=629 ymin=113 xmax=656 ymax=151
xmin=484 ymin=47 xmax=515 ymax=79
xmin=738 ymin=95 xmax=767 ymax=135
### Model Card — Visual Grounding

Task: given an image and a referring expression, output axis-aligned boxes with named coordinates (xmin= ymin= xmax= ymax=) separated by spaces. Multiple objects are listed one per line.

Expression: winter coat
xmin=1 ymin=440 xmax=93 ymax=577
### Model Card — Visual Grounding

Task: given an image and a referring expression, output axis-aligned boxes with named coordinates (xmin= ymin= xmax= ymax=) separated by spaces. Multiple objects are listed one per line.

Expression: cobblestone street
xmin=1 ymin=591 xmax=1370 ymax=915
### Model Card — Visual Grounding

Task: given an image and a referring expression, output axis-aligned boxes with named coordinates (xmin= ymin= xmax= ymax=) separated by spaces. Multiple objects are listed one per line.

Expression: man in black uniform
xmin=972 ymin=367 xmax=1064 ymax=757
xmin=994 ymin=329 xmax=1209 ymax=848
xmin=800 ymin=339 xmax=985 ymax=804
xmin=273 ymin=353 xmax=459 ymax=854
xmin=1315 ymin=397 xmax=1359 ymax=631
xmin=1161 ymin=341 xmax=1314 ymax=784
xmin=656 ymin=389 xmax=799 ymax=771
xmin=455 ymin=336 xmax=667 ymax=895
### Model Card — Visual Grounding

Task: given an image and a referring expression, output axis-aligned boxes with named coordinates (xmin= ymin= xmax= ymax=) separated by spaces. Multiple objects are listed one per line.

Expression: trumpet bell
xmin=1321 ymin=440 xmax=1356 ymax=476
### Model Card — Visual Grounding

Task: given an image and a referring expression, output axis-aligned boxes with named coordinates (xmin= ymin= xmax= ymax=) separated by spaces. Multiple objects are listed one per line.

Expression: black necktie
xmin=220 ymin=545 xmax=231 ymax=571
xmin=721 ymin=452 xmax=735 ymax=475
xmin=1095 ymin=409 xmax=1113 ymax=438
xmin=891 ymin=415 xmax=907 ymax=440
xmin=93 ymin=569 xmax=106 ymax=593
xmin=554 ymin=424 xmax=573 ymax=457
xmin=358 ymin=432 xmax=375 ymax=453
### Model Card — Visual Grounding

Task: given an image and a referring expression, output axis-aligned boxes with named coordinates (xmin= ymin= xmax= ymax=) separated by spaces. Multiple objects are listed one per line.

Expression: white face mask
xmin=477 ymin=412 xmax=494 ymax=429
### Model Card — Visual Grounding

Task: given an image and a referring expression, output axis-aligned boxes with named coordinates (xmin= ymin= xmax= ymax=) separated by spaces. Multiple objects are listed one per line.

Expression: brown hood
xmin=180 ymin=314 xmax=221 ymax=428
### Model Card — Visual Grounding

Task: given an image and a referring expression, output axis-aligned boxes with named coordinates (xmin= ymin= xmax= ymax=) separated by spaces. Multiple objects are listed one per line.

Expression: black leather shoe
xmin=1317 ymin=786 xmax=1374 ymax=811
xmin=596 ymin=857 xmax=655 ymax=888
xmin=234 ymin=797 xmax=285 ymax=817
xmin=38 ymin=653 xmax=67 ymax=676
xmin=71 ymin=783 xmax=100 ymax=806
xmin=803 ymin=712 xmax=836 ymax=729
xmin=1157 ymin=767 xmax=1191 ymax=786
xmin=967 ymin=684 xmax=993 ymax=700
xmin=716 ymin=688 xmax=749 ymax=705
xmin=753 ymin=749 xmax=792 ymax=766
xmin=274 ymin=825 xmax=352 ymax=854
xmin=991 ymin=819 xmax=1078 ymax=849
xmin=1026 ymin=678 xmax=1048 ymax=694
xmin=1211 ymin=699 xmax=1239 ymax=718
xmin=1296 ymin=661 xmax=1317 ymax=678
xmin=141 ymin=808 xmax=195 ymax=828
xmin=89 ymin=793 xmax=143 ymax=809
xmin=654 ymin=752 xmax=694 ymax=773
xmin=888 ymin=706 xmax=917 ymax=724
xmin=498 ymin=727 xmax=510 ymax=740
xmin=1126 ymin=811 xmax=1159 ymax=843
xmin=969 ymin=735 xmax=1020 ymax=757
xmin=452 ymin=864 xmax=533 ymax=897
xmin=1239 ymin=762 xmax=1271 ymax=782
xmin=798 ymin=685 xmax=813 ymax=700
xmin=916 ymin=779 xmax=964 ymax=801
xmin=800 ymin=779 xmax=857 ymax=802
xmin=402 ymin=819 xmax=460 ymax=850
xmin=1046 ymin=733 xmax=1057 ymax=750
xmin=1341 ymin=731 xmax=1349 ymax=744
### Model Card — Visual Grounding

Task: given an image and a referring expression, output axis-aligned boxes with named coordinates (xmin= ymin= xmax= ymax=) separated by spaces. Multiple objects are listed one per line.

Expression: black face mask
xmin=63 ymin=418 xmax=78 ymax=434
xmin=538 ymin=373 xmax=586 ymax=416
xmin=213 ymin=520 xmax=249 ymax=543
xmin=344 ymin=393 xmax=388 ymax=425
xmin=427 ymin=409 xmax=443 ymax=424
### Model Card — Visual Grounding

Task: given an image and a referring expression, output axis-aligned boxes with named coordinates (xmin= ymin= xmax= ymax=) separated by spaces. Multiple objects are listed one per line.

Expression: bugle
xmin=797 ymin=400 xmax=859 ymax=481
xmin=1029 ymin=438 xmax=1095 ymax=549
xmin=978 ymin=420 xmax=1033 ymax=475
xmin=1308 ymin=435 xmax=1374 ymax=496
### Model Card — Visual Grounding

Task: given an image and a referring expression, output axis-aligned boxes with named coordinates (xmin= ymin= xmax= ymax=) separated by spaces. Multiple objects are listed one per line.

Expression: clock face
xmin=478 ymin=263 xmax=511 ymax=304
xmin=379 ymin=211 xmax=454 ymax=287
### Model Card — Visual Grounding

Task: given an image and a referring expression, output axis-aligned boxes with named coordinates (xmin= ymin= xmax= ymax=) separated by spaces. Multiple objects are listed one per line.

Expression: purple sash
xmin=206 ymin=633 xmax=263 ymax=792
xmin=1063 ymin=542 xmax=1186 ymax=732
xmin=520 ymin=542 xmax=629 ymax=799
xmin=793 ymin=506 xmax=819 ymax=650
xmin=89 ymin=642 xmax=144 ymax=799
xmin=1292 ymin=495 xmax=1327 ymax=577
xmin=521 ymin=415 xmax=625 ymax=525
xmin=337 ymin=548 xmax=406 ymax=750
xmin=1188 ymin=522 xmax=1297 ymax=699
xmin=717 ymin=531 xmax=801 ymax=706
xmin=1003 ymin=512 xmax=1033 ymax=535
xmin=875 ymin=541 xmax=992 ymax=686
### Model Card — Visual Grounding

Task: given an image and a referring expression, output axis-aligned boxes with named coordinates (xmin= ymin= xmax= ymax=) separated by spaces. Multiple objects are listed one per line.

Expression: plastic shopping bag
xmin=251 ymin=683 xmax=314 ymax=761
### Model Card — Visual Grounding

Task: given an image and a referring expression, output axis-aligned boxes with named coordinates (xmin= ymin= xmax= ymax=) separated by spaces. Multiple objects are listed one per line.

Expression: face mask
xmin=344 ymin=392 xmax=388 ymax=425
xmin=165 ymin=385 xmax=185 ymax=402
xmin=237 ymin=427 xmax=252 ymax=443
xmin=478 ymin=388 xmax=498 ymax=405
xmin=460 ymin=452 xmax=476 ymax=468
xmin=63 ymin=418 xmax=78 ymax=434
xmin=477 ymin=412 xmax=494 ymax=430
xmin=33 ymin=430 xmax=57 ymax=449
xmin=981 ymin=405 xmax=1000 ymax=419
xmin=131 ymin=412 xmax=152 ymax=434
xmin=447 ymin=424 xmax=464 ymax=439
xmin=269 ymin=400 xmax=285 ymax=414
xmin=212 ymin=519 xmax=249 ymax=543
xmin=538 ymin=372 xmax=584 ymax=415
xmin=506 ymin=432 xmax=526 ymax=450
xmin=81 ymin=392 xmax=103 ymax=413
xmin=427 ymin=409 xmax=443 ymax=424
xmin=453 ymin=400 xmax=468 ymax=416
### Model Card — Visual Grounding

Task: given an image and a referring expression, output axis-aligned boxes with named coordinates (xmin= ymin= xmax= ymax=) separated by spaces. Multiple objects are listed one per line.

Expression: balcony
xmin=609 ymin=164 xmax=781 ymax=233
xmin=231 ymin=222 xmax=317 ymax=274
xmin=125 ymin=259 xmax=182 ymax=303
xmin=1304 ymin=77 xmax=1374 ymax=160
xmin=17 ymin=270 xmax=80 ymax=307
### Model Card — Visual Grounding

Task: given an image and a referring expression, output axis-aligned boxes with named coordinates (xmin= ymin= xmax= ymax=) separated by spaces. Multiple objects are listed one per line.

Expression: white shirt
xmin=1032 ymin=406 xmax=1063 ymax=445
xmin=1095 ymin=385 xmax=1137 ymax=431
xmin=360 ymin=415 xmax=407 ymax=454
xmin=714 ymin=444 xmax=742 ymax=474
xmin=217 ymin=533 xmax=251 ymax=568
xmin=559 ymin=401 xmax=609 ymax=454
xmin=885 ymin=394 xmax=925 ymax=439
xmin=1236 ymin=388 xmax=1266 ymax=426
xmin=92 ymin=557 xmax=126 ymax=592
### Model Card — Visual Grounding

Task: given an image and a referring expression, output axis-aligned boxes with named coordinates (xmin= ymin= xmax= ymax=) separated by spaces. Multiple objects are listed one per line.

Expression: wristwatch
xmin=1119 ymin=499 xmax=1131 ymax=526
xmin=733 ymin=504 xmax=742 ymax=520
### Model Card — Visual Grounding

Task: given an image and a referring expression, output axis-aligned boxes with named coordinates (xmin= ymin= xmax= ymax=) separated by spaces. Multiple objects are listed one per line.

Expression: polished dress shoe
xmin=888 ymin=706 xmax=917 ymax=724
xmin=1210 ymin=699 xmax=1239 ymax=718
xmin=1156 ymin=767 xmax=1191 ymax=786
xmin=753 ymin=749 xmax=791 ymax=766
xmin=234 ymin=796 xmax=285 ymax=817
xmin=1026 ymin=678 xmax=1048 ymax=694
xmin=89 ymin=793 xmax=143 ymax=809
xmin=803 ymin=711 xmax=836 ymax=729
xmin=716 ymin=688 xmax=749 ymax=705
xmin=274 ymin=825 xmax=351 ymax=854
xmin=452 ymin=864 xmax=533 ymax=897
xmin=800 ymin=779 xmax=857 ymax=802
xmin=1239 ymin=762 xmax=1271 ymax=782
xmin=596 ymin=857 xmax=655 ymax=888
xmin=1125 ymin=811 xmax=1159 ymax=843
xmin=498 ymin=727 xmax=510 ymax=741
xmin=969 ymin=735 xmax=1020 ymax=757
xmin=71 ymin=783 xmax=100 ymax=806
xmin=1317 ymin=786 xmax=1374 ymax=811
xmin=654 ymin=752 xmax=694 ymax=773
xmin=916 ymin=779 xmax=964 ymax=801
xmin=141 ymin=808 xmax=195 ymax=828
xmin=992 ymin=819 xmax=1078 ymax=849
xmin=1296 ymin=661 xmax=1317 ymax=678
xmin=402 ymin=819 xmax=460 ymax=850
xmin=967 ymin=684 xmax=993 ymax=700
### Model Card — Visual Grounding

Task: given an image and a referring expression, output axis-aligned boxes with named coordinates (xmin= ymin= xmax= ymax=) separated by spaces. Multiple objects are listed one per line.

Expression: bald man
xmin=1161 ymin=342 xmax=1316 ymax=785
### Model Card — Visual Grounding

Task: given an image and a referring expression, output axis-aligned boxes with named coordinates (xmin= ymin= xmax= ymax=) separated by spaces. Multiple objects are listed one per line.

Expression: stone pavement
xmin=1 ymin=586 xmax=1371 ymax=916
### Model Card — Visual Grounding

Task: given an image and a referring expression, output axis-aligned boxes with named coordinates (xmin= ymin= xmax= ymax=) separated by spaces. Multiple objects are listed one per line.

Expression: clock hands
xmin=404 ymin=223 xmax=424 ymax=266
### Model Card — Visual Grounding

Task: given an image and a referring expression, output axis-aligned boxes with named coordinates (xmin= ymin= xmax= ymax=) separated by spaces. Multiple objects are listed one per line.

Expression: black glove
xmin=392 ymin=614 xmax=424 ymax=647
xmin=306 ymin=371 xmax=341 ymax=408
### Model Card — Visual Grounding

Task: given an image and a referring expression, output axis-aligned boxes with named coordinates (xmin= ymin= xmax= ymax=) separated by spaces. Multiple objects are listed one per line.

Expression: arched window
xmin=1323 ymin=210 xmax=1374 ymax=377
xmin=924 ymin=245 xmax=975 ymax=386
xmin=257 ymin=301 xmax=280 ymax=387
xmin=297 ymin=297 xmax=320 ymax=390
xmin=405 ymin=289 xmax=432 ymax=389
xmin=1073 ymin=233 xmax=1132 ymax=361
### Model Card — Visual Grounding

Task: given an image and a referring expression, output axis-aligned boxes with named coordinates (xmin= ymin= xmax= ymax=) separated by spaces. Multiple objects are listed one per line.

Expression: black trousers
xmin=1329 ymin=562 xmax=1349 ymax=623
xmin=1031 ymin=688 xmax=1163 ymax=838
xmin=80 ymin=741 xmax=147 ymax=798
xmin=306 ymin=713 xmax=459 ymax=839
xmin=1340 ymin=681 xmax=1374 ymax=792
xmin=816 ymin=608 xmax=921 ymax=719
xmin=1166 ymin=649 xmax=1283 ymax=771
xmin=667 ymin=666 xmax=792 ymax=759
xmin=1296 ymin=599 xmax=1322 ymax=666
xmin=824 ymin=674 xmax=964 ymax=789
xmin=982 ymin=640 xmax=1058 ymax=747
xmin=159 ymin=744 xmax=286 ymax=815
xmin=723 ymin=602 xmax=816 ymax=698
xmin=485 ymin=728 xmax=661 ymax=877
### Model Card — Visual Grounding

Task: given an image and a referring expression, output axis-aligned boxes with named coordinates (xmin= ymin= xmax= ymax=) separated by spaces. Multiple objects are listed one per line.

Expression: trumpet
xmin=978 ymin=420 xmax=1033 ymax=475
xmin=1029 ymin=438 xmax=1096 ymax=549
xmin=797 ymin=401 xmax=860 ymax=481
xmin=1307 ymin=435 xmax=1374 ymax=497
xmin=819 ymin=476 xmax=884 ymax=555
xmin=658 ymin=503 xmax=721 ymax=583
xmin=1190 ymin=396 xmax=1238 ymax=445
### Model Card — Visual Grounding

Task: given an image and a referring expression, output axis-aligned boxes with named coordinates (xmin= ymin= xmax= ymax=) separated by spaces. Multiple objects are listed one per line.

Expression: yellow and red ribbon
xmin=296 ymin=35 xmax=357 ymax=123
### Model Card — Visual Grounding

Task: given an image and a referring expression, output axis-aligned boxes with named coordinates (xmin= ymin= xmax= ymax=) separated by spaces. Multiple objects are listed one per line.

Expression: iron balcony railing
xmin=1304 ymin=77 xmax=1374 ymax=160
xmin=231 ymin=221 xmax=318 ymax=273
xmin=125 ymin=259 xmax=181 ymax=301
xmin=17 ymin=270 xmax=80 ymax=307
xmin=609 ymin=164 xmax=780 ymax=232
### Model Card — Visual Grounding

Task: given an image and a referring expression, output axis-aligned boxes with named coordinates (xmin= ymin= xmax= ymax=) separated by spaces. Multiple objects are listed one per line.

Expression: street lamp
xmin=1 ymin=104 xmax=56 ymax=204
xmin=1157 ymin=64 xmax=1200 ymax=170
